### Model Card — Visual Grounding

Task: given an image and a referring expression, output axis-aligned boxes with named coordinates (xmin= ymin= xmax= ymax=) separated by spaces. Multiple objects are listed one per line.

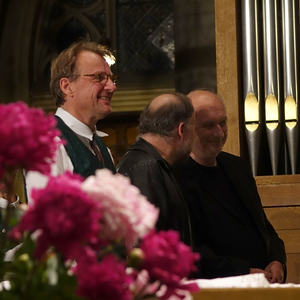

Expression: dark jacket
xmin=117 ymin=138 xmax=192 ymax=246
xmin=174 ymin=151 xmax=286 ymax=278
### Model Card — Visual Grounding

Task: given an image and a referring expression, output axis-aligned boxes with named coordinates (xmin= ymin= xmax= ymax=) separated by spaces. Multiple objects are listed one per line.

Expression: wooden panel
xmin=214 ymin=0 xmax=241 ymax=156
xmin=193 ymin=288 xmax=300 ymax=300
xmin=263 ymin=206 xmax=300 ymax=283
xmin=276 ymin=230 xmax=300 ymax=254
xmin=256 ymin=175 xmax=300 ymax=207
xmin=286 ymin=254 xmax=300 ymax=283
xmin=111 ymin=88 xmax=174 ymax=112
xmin=264 ymin=207 xmax=300 ymax=230
xmin=31 ymin=88 xmax=175 ymax=113
xmin=256 ymin=174 xmax=300 ymax=185
xmin=101 ymin=128 xmax=117 ymax=147
xmin=127 ymin=126 xmax=138 ymax=145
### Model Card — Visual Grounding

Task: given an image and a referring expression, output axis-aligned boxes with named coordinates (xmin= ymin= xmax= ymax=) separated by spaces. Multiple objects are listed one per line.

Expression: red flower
xmin=0 ymin=101 xmax=62 ymax=178
xmin=140 ymin=230 xmax=200 ymax=299
xmin=11 ymin=172 xmax=101 ymax=260
xmin=75 ymin=254 xmax=133 ymax=300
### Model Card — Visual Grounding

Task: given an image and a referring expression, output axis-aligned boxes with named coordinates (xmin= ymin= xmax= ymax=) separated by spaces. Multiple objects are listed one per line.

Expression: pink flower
xmin=82 ymin=169 xmax=158 ymax=249
xmin=75 ymin=254 xmax=133 ymax=300
xmin=130 ymin=269 xmax=160 ymax=298
xmin=11 ymin=172 xmax=101 ymax=260
xmin=140 ymin=230 xmax=200 ymax=299
xmin=0 ymin=101 xmax=62 ymax=178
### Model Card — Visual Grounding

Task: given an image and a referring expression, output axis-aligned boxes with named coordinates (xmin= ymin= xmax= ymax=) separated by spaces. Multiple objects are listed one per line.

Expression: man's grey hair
xmin=138 ymin=92 xmax=194 ymax=137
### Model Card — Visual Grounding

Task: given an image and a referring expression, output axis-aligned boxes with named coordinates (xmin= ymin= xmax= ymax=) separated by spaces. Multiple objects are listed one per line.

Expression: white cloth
xmin=25 ymin=108 xmax=111 ymax=203
xmin=191 ymin=273 xmax=300 ymax=288
xmin=194 ymin=274 xmax=270 ymax=288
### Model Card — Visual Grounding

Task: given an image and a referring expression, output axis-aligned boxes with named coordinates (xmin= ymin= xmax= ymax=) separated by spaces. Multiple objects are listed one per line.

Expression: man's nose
xmin=105 ymin=78 xmax=117 ymax=92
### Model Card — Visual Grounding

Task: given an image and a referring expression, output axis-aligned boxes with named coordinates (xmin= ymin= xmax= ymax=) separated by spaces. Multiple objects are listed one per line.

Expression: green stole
xmin=55 ymin=116 xmax=115 ymax=178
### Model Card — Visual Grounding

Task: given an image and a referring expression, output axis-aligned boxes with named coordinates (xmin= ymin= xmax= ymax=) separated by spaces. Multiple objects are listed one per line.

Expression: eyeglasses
xmin=74 ymin=72 xmax=117 ymax=85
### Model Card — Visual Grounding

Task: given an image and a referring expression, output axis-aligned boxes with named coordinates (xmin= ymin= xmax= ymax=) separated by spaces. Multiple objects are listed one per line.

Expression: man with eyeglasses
xmin=25 ymin=41 xmax=117 ymax=203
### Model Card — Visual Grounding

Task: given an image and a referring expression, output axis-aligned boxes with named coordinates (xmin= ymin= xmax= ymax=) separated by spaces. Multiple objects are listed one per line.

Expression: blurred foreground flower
xmin=0 ymin=101 xmax=63 ymax=266
xmin=0 ymin=102 xmax=200 ymax=300
xmin=76 ymin=254 xmax=133 ymax=300
xmin=3 ymin=170 xmax=200 ymax=300
xmin=0 ymin=101 xmax=61 ymax=179
xmin=140 ymin=230 xmax=200 ymax=299
xmin=82 ymin=169 xmax=159 ymax=249
xmin=10 ymin=172 xmax=101 ymax=261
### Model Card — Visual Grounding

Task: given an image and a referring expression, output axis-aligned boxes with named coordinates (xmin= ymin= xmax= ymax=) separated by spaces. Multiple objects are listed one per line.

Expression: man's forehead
xmin=77 ymin=50 xmax=104 ymax=60
xmin=190 ymin=91 xmax=224 ymax=107
xmin=197 ymin=101 xmax=226 ymax=113
xmin=196 ymin=104 xmax=227 ymax=122
xmin=76 ymin=50 xmax=107 ymax=69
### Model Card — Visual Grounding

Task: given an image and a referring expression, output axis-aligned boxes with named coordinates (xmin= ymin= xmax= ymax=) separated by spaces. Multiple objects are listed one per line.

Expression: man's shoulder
xmin=120 ymin=138 xmax=161 ymax=163
xmin=119 ymin=149 xmax=157 ymax=167
xmin=218 ymin=151 xmax=254 ymax=177
xmin=117 ymin=143 xmax=160 ymax=174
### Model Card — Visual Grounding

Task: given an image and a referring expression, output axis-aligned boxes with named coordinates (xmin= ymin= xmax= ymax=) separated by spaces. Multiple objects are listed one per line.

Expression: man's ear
xmin=60 ymin=77 xmax=73 ymax=97
xmin=177 ymin=122 xmax=185 ymax=138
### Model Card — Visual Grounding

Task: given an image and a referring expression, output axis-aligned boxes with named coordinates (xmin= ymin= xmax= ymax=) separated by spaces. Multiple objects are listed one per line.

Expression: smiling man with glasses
xmin=25 ymin=41 xmax=117 ymax=203
xmin=75 ymin=72 xmax=117 ymax=85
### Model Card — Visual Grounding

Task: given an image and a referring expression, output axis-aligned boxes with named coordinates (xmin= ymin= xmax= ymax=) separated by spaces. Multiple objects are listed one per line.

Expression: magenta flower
xmin=140 ymin=230 xmax=200 ymax=299
xmin=75 ymin=254 xmax=133 ymax=300
xmin=0 ymin=101 xmax=62 ymax=178
xmin=129 ymin=269 xmax=160 ymax=299
xmin=11 ymin=172 xmax=101 ymax=260
xmin=82 ymin=169 xmax=159 ymax=249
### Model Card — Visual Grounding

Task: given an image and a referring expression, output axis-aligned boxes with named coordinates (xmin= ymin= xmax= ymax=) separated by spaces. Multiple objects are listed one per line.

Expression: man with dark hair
xmin=26 ymin=41 xmax=116 ymax=202
xmin=117 ymin=93 xmax=194 ymax=245
xmin=174 ymin=90 xmax=286 ymax=282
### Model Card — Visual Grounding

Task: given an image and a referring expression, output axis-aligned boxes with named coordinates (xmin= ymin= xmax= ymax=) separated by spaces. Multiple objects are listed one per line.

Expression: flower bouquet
xmin=0 ymin=102 xmax=200 ymax=300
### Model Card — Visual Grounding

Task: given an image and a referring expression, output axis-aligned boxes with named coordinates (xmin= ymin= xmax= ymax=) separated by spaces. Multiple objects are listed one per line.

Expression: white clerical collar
xmin=55 ymin=107 xmax=108 ymax=140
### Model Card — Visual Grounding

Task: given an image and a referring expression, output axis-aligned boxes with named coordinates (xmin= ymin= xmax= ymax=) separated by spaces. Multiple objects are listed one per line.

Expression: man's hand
xmin=264 ymin=261 xmax=284 ymax=283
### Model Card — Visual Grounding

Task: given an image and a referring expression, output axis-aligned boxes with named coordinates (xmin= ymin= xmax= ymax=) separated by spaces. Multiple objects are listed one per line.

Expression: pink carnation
xmin=75 ymin=254 xmax=133 ymax=300
xmin=82 ymin=169 xmax=158 ymax=249
xmin=11 ymin=172 xmax=101 ymax=260
xmin=0 ymin=101 xmax=62 ymax=178
xmin=140 ymin=230 xmax=200 ymax=299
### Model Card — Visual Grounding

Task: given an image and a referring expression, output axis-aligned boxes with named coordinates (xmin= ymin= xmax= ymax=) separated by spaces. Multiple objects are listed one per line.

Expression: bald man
xmin=174 ymin=90 xmax=286 ymax=282
xmin=117 ymin=93 xmax=194 ymax=246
